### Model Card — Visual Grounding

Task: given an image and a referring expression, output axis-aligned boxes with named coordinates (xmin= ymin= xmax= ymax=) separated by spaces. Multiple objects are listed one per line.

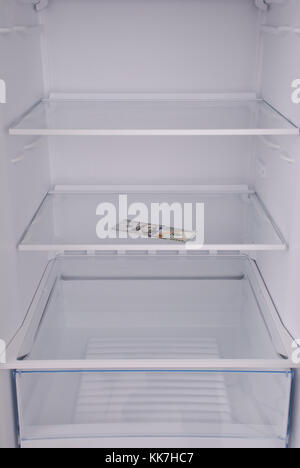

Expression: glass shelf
xmin=9 ymin=97 xmax=299 ymax=136
xmin=18 ymin=187 xmax=287 ymax=253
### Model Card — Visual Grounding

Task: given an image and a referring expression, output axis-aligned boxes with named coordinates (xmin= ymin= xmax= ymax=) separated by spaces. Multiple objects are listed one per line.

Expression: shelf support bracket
xmin=254 ymin=0 xmax=269 ymax=10
xmin=32 ymin=0 xmax=49 ymax=11
xmin=18 ymin=0 xmax=48 ymax=10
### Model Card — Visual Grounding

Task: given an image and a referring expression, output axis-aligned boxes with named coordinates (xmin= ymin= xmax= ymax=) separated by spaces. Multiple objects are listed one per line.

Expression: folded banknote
xmin=115 ymin=219 xmax=196 ymax=243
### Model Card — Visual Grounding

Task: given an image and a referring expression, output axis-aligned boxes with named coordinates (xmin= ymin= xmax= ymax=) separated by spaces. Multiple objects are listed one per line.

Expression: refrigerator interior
xmin=0 ymin=0 xmax=300 ymax=448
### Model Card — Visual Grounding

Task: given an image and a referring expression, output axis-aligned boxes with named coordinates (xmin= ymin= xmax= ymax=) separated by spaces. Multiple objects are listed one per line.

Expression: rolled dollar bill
xmin=115 ymin=219 xmax=196 ymax=243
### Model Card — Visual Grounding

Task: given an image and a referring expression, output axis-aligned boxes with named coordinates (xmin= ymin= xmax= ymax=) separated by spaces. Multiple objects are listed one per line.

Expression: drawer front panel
xmin=16 ymin=370 xmax=292 ymax=446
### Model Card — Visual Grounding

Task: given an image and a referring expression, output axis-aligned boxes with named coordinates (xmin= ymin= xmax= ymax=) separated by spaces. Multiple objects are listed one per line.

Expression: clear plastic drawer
xmin=15 ymin=369 xmax=293 ymax=448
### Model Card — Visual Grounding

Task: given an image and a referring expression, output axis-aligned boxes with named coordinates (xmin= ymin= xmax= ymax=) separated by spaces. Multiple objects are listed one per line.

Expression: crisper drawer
xmin=6 ymin=254 xmax=295 ymax=369
xmin=15 ymin=370 xmax=293 ymax=448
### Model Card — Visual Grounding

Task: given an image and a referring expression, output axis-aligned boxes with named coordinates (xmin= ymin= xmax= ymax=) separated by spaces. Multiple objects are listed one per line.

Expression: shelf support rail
xmin=259 ymin=136 xmax=295 ymax=163
xmin=11 ymin=138 xmax=43 ymax=164
xmin=0 ymin=25 xmax=42 ymax=36
xmin=261 ymin=25 xmax=300 ymax=36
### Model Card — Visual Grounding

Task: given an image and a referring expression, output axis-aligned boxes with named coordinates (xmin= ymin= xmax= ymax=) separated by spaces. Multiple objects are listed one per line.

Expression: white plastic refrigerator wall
xmin=0 ymin=0 xmax=300 ymax=449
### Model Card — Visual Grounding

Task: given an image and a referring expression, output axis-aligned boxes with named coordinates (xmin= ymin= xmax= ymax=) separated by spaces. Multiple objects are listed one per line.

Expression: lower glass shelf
xmin=18 ymin=186 xmax=287 ymax=253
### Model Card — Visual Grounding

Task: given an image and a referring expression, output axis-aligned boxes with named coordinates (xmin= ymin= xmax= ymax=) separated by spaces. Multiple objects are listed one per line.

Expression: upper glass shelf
xmin=9 ymin=96 xmax=299 ymax=136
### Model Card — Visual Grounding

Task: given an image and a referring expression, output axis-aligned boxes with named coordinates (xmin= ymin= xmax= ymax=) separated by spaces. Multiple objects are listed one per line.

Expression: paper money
xmin=115 ymin=219 xmax=196 ymax=243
